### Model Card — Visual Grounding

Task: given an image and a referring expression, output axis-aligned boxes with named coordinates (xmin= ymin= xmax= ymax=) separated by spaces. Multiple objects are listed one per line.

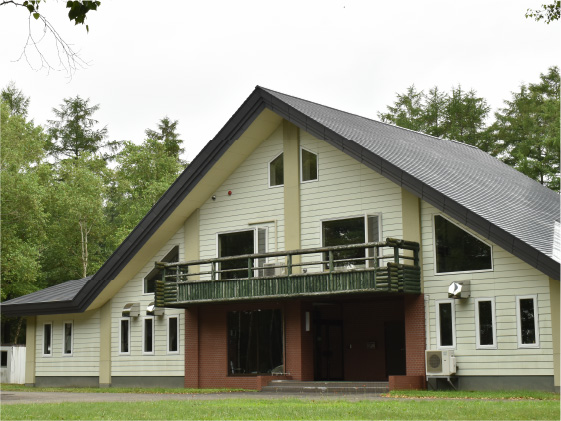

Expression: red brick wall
xmin=404 ymin=294 xmax=426 ymax=377
xmin=184 ymin=307 xmax=199 ymax=388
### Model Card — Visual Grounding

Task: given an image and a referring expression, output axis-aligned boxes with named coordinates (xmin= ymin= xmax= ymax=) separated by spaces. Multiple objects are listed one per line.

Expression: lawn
xmin=1 ymin=397 xmax=559 ymax=420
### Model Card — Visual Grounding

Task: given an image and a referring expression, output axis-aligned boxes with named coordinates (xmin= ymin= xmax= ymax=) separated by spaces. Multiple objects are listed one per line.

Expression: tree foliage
xmin=526 ymin=1 xmax=560 ymax=24
xmin=1 ymin=82 xmax=30 ymax=117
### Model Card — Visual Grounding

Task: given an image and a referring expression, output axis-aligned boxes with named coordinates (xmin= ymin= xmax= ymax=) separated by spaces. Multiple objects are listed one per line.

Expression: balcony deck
xmin=155 ymin=238 xmax=421 ymax=307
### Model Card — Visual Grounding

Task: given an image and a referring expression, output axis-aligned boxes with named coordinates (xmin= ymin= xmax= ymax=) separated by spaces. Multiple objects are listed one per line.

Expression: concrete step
xmin=262 ymin=380 xmax=389 ymax=394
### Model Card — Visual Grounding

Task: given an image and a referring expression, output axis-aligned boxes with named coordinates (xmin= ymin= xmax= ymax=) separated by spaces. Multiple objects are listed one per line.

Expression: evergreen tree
xmin=145 ymin=117 xmax=184 ymax=159
xmin=1 ymin=82 xmax=30 ymax=117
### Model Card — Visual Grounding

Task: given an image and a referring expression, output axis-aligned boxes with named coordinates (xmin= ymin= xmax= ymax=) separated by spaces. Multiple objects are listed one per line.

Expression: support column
xmin=401 ymin=188 xmax=423 ymax=288
xmin=404 ymin=294 xmax=426 ymax=377
xmin=550 ymin=278 xmax=560 ymax=392
xmin=184 ymin=209 xmax=200 ymax=280
xmin=283 ymin=120 xmax=301 ymax=272
xmin=24 ymin=316 xmax=36 ymax=386
xmin=284 ymin=301 xmax=313 ymax=380
xmin=185 ymin=307 xmax=199 ymax=388
xmin=99 ymin=300 xmax=112 ymax=387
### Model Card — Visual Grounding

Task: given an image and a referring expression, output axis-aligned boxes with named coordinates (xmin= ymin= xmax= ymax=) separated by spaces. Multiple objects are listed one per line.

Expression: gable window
xmin=120 ymin=319 xmax=130 ymax=355
xmin=168 ymin=316 xmax=179 ymax=353
xmin=217 ymin=228 xmax=267 ymax=280
xmin=434 ymin=215 xmax=492 ymax=274
xmin=269 ymin=153 xmax=284 ymax=187
xmin=475 ymin=298 xmax=496 ymax=349
xmin=516 ymin=295 xmax=540 ymax=348
xmin=322 ymin=215 xmax=380 ymax=269
xmin=144 ymin=246 xmax=179 ymax=294
xmin=143 ymin=317 xmax=154 ymax=354
xmin=43 ymin=323 xmax=52 ymax=356
xmin=436 ymin=300 xmax=455 ymax=349
xmin=301 ymin=148 xmax=318 ymax=182
xmin=63 ymin=321 xmax=73 ymax=356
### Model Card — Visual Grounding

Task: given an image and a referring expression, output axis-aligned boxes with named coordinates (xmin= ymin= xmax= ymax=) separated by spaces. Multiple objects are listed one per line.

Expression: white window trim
xmin=167 ymin=315 xmax=180 ymax=354
xmin=119 ymin=318 xmax=131 ymax=355
xmin=143 ymin=316 xmax=155 ymax=355
xmin=268 ymin=151 xmax=284 ymax=188
xmin=300 ymin=147 xmax=318 ymax=183
xmin=432 ymin=213 xmax=494 ymax=276
xmin=474 ymin=298 xmax=497 ymax=349
xmin=435 ymin=299 xmax=456 ymax=350
xmin=42 ymin=322 xmax=53 ymax=357
xmin=62 ymin=321 xmax=74 ymax=357
xmin=215 ymin=227 xmax=268 ymax=278
xmin=516 ymin=295 xmax=540 ymax=349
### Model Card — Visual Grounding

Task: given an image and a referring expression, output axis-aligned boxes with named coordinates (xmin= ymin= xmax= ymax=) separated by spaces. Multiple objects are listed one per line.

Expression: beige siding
xmin=421 ymin=201 xmax=554 ymax=376
xmin=35 ymin=311 xmax=100 ymax=376
xmin=110 ymin=227 xmax=185 ymax=377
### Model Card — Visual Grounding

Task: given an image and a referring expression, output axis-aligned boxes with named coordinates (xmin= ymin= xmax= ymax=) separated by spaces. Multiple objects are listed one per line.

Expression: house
xmin=1 ymin=87 xmax=559 ymax=392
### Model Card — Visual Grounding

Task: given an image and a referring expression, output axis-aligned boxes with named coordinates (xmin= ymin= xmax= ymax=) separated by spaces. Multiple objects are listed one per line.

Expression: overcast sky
xmin=1 ymin=0 xmax=559 ymax=161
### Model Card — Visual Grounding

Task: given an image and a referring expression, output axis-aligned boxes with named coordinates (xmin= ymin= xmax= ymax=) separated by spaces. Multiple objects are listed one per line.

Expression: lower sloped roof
xmin=2 ymin=86 xmax=558 ymax=316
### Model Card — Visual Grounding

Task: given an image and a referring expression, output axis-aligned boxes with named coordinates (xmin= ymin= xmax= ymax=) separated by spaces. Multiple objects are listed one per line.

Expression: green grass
xmin=0 ymin=384 xmax=250 ymax=394
xmin=1 ymin=398 xmax=559 ymax=420
xmin=388 ymin=389 xmax=560 ymax=400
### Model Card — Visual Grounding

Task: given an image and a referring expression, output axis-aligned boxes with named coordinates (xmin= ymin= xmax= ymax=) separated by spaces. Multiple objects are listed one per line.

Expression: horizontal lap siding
xmin=111 ymin=227 xmax=185 ymax=377
xmin=421 ymin=201 xmax=554 ymax=376
xmin=36 ymin=311 xmax=100 ymax=376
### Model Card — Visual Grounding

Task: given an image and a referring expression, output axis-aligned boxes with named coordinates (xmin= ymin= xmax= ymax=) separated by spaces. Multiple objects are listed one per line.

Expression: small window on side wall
xmin=434 ymin=215 xmax=492 ymax=274
xmin=143 ymin=317 xmax=154 ymax=354
xmin=269 ymin=153 xmax=284 ymax=187
xmin=168 ymin=316 xmax=179 ymax=353
xmin=301 ymin=148 xmax=318 ymax=182
xmin=43 ymin=323 xmax=52 ymax=356
xmin=63 ymin=321 xmax=73 ymax=356
xmin=517 ymin=295 xmax=540 ymax=348
xmin=120 ymin=319 xmax=130 ymax=355
xmin=475 ymin=299 xmax=496 ymax=349
xmin=436 ymin=300 xmax=455 ymax=349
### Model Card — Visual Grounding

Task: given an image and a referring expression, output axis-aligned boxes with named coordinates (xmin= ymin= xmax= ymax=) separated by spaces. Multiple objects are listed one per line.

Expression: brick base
xmin=389 ymin=375 xmax=426 ymax=390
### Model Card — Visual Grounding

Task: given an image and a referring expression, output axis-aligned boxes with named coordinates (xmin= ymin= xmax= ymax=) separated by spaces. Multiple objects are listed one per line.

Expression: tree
xmin=47 ymin=96 xmax=108 ymax=159
xmin=493 ymin=66 xmax=560 ymax=190
xmin=526 ymin=1 xmax=560 ymax=23
xmin=145 ymin=117 xmax=185 ymax=159
xmin=378 ymin=85 xmax=425 ymax=132
xmin=1 ymin=82 xmax=30 ymax=117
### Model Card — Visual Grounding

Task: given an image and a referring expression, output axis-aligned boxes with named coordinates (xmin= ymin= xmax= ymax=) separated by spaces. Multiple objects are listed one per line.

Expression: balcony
xmin=154 ymin=238 xmax=421 ymax=307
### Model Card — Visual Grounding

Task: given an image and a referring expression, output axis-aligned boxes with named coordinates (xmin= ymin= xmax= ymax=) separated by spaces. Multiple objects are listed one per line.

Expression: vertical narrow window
xmin=144 ymin=317 xmax=154 ymax=354
xmin=517 ymin=295 xmax=540 ymax=348
xmin=301 ymin=148 xmax=318 ymax=182
xmin=269 ymin=153 xmax=284 ymax=187
xmin=63 ymin=322 xmax=73 ymax=355
xmin=1 ymin=351 xmax=8 ymax=367
xmin=168 ymin=316 xmax=179 ymax=353
xmin=120 ymin=319 xmax=130 ymax=354
xmin=43 ymin=323 xmax=52 ymax=356
xmin=436 ymin=300 xmax=455 ymax=348
xmin=475 ymin=299 xmax=496 ymax=349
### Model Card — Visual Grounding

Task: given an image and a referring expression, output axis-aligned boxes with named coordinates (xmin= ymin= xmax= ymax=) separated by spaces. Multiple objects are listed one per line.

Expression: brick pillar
xmin=185 ymin=307 xmax=199 ymax=388
xmin=404 ymin=294 xmax=426 ymax=376
xmin=284 ymin=301 xmax=314 ymax=381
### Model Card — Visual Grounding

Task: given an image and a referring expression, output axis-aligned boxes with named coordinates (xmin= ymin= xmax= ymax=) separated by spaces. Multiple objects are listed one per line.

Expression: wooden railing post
xmin=329 ymin=250 xmax=334 ymax=273
xmin=248 ymin=257 xmax=253 ymax=279
xmin=211 ymin=262 xmax=216 ymax=281
xmin=287 ymin=255 xmax=292 ymax=276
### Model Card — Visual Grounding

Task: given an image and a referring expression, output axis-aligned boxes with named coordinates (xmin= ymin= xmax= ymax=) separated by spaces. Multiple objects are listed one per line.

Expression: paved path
xmin=0 ymin=391 xmax=392 ymax=405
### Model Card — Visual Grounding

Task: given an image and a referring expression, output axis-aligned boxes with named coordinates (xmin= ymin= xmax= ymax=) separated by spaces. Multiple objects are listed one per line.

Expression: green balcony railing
xmin=154 ymin=238 xmax=421 ymax=307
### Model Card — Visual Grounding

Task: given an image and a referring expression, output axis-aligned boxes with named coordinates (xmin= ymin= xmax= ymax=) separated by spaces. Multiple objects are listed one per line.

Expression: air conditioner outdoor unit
xmin=263 ymin=263 xmax=277 ymax=277
xmin=425 ymin=350 xmax=457 ymax=376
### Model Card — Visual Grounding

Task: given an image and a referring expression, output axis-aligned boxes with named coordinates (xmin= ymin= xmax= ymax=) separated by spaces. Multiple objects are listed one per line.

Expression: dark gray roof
xmin=2 ymin=86 xmax=558 ymax=316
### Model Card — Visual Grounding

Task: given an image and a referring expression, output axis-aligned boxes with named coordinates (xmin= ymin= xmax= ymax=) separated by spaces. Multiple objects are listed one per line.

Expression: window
xmin=120 ymin=319 xmax=130 ymax=354
xmin=168 ymin=316 xmax=179 ymax=353
xmin=63 ymin=322 xmax=73 ymax=356
xmin=516 ymin=295 xmax=540 ymax=348
xmin=1 ymin=351 xmax=7 ymax=367
xmin=436 ymin=300 xmax=455 ymax=349
xmin=228 ymin=309 xmax=283 ymax=375
xmin=217 ymin=228 xmax=267 ymax=279
xmin=434 ymin=215 xmax=492 ymax=274
xmin=475 ymin=298 xmax=496 ymax=349
xmin=143 ymin=317 xmax=154 ymax=354
xmin=43 ymin=323 xmax=52 ymax=356
xmin=144 ymin=246 xmax=179 ymax=294
xmin=269 ymin=153 xmax=283 ymax=187
xmin=322 ymin=215 xmax=380 ymax=269
xmin=301 ymin=148 xmax=318 ymax=182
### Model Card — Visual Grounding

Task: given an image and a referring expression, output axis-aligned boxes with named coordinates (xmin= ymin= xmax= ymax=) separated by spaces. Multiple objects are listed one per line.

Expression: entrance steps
xmin=262 ymin=380 xmax=389 ymax=394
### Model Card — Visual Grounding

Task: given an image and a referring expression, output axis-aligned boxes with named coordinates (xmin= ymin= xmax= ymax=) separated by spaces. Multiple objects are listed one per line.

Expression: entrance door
xmin=315 ymin=320 xmax=344 ymax=380
xmin=384 ymin=321 xmax=406 ymax=377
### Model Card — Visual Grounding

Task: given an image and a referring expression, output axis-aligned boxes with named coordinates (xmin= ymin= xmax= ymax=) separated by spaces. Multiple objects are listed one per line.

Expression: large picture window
xmin=434 ymin=215 xmax=492 ymax=274
xmin=144 ymin=246 xmax=179 ymax=294
xmin=217 ymin=229 xmax=267 ymax=280
xmin=436 ymin=300 xmax=455 ymax=349
xmin=516 ymin=295 xmax=540 ymax=348
xmin=475 ymin=298 xmax=496 ymax=349
xmin=227 ymin=309 xmax=283 ymax=375
xmin=322 ymin=215 xmax=380 ymax=269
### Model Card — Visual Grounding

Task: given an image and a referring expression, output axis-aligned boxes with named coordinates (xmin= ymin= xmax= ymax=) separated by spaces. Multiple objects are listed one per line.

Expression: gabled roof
xmin=2 ymin=86 xmax=559 ymax=316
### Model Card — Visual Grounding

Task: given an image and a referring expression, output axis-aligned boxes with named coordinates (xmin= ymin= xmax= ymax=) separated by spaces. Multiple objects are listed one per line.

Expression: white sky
xmin=1 ymin=0 xmax=559 ymax=161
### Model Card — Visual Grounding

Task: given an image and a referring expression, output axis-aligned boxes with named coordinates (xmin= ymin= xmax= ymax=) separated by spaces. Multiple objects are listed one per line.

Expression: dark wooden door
xmin=315 ymin=320 xmax=344 ymax=380
xmin=384 ymin=321 xmax=406 ymax=377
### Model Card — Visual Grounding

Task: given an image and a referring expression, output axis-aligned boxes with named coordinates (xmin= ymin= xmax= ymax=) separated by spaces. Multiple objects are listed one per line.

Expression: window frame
xmin=215 ymin=227 xmax=268 ymax=278
xmin=474 ymin=298 xmax=497 ymax=349
xmin=62 ymin=321 xmax=74 ymax=356
xmin=435 ymin=299 xmax=456 ymax=350
xmin=167 ymin=315 xmax=180 ymax=354
xmin=300 ymin=147 xmax=318 ymax=183
xmin=42 ymin=322 xmax=53 ymax=357
xmin=268 ymin=152 xmax=284 ymax=188
xmin=516 ymin=295 xmax=540 ymax=349
xmin=119 ymin=318 xmax=131 ymax=355
xmin=143 ymin=316 xmax=155 ymax=355
xmin=432 ymin=213 xmax=494 ymax=276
